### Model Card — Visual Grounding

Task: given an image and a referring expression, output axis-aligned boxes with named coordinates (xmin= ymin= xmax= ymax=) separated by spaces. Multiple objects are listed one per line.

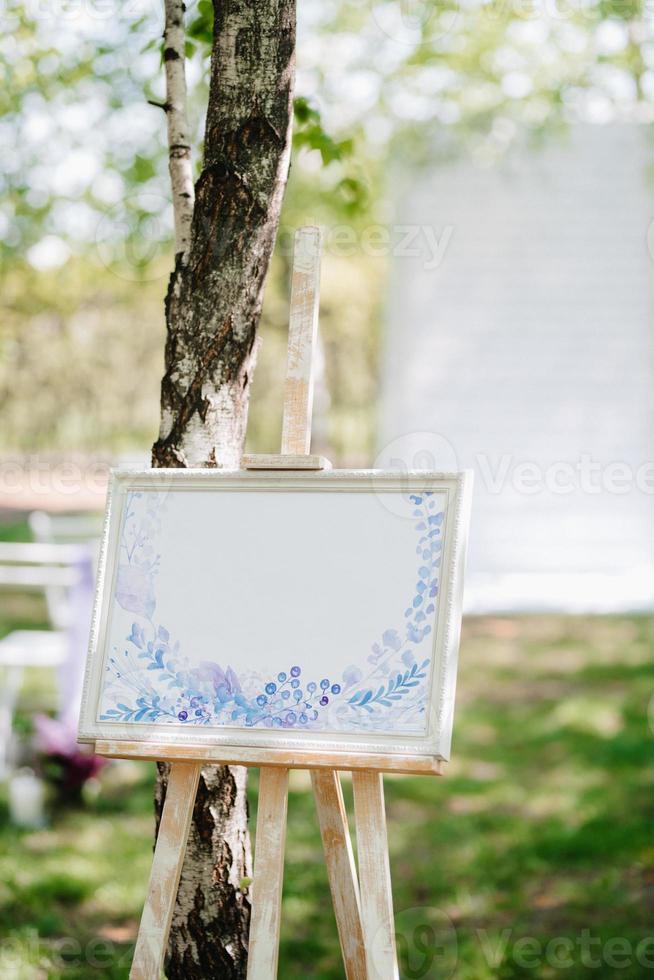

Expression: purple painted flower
xmin=190 ymin=661 xmax=241 ymax=697
xmin=115 ymin=564 xmax=156 ymax=619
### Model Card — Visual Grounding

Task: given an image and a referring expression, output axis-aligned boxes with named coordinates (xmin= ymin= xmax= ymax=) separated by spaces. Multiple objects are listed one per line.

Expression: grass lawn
xmin=1 ymin=596 xmax=653 ymax=977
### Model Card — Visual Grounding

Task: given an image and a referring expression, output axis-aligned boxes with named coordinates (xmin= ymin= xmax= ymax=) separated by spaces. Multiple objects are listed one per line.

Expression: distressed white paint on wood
xmin=311 ymin=770 xmax=366 ymax=980
xmin=93 ymin=740 xmax=443 ymax=776
xmin=247 ymin=766 xmax=289 ymax=980
xmin=352 ymin=771 xmax=399 ymax=980
xmin=241 ymin=453 xmax=332 ymax=470
xmin=79 ymin=468 xmax=470 ymax=761
xmin=130 ymin=761 xmax=200 ymax=980
xmin=281 ymin=226 xmax=322 ymax=455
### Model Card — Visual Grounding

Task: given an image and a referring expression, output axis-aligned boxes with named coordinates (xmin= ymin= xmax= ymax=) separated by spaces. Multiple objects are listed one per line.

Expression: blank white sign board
xmin=79 ymin=469 xmax=471 ymax=764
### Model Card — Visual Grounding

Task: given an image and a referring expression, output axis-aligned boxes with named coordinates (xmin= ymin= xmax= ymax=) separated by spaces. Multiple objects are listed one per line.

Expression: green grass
xmin=1 ymin=613 xmax=653 ymax=978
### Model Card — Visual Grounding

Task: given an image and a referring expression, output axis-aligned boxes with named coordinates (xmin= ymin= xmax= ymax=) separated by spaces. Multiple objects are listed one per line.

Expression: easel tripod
xmin=95 ymin=227 xmax=440 ymax=979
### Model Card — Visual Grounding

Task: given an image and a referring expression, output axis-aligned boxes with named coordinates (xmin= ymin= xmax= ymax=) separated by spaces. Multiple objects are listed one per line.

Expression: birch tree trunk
xmin=151 ymin=1 xmax=296 ymax=975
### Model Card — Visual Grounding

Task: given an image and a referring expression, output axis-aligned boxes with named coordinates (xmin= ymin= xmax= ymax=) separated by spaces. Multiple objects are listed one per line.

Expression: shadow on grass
xmin=1 ymin=615 xmax=653 ymax=978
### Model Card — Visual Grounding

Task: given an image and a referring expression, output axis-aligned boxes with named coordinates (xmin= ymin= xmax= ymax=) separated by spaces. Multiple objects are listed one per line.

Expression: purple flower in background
xmin=34 ymin=714 xmax=105 ymax=802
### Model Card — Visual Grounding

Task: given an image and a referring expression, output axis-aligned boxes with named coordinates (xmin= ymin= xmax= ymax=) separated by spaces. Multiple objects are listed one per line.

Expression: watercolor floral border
xmin=99 ymin=489 xmax=445 ymax=735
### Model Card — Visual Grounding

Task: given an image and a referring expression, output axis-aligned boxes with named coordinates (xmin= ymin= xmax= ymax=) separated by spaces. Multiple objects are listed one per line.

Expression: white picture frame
xmin=78 ymin=468 xmax=472 ymax=767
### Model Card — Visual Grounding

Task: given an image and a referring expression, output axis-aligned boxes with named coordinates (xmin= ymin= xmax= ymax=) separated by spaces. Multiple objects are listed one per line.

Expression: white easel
xmin=95 ymin=227 xmax=441 ymax=979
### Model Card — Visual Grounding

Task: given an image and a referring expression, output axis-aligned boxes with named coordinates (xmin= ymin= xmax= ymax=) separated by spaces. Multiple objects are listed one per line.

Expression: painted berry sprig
xmin=347 ymin=659 xmax=430 ymax=712
xmin=231 ymin=666 xmax=342 ymax=729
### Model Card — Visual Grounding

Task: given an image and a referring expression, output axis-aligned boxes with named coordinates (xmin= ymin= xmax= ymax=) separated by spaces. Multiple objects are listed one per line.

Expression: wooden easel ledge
xmin=94 ymin=740 xmax=443 ymax=776
xmin=241 ymin=453 xmax=332 ymax=470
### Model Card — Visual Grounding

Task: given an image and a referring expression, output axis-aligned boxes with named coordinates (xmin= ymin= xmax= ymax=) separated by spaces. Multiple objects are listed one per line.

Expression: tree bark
xmin=161 ymin=0 xmax=194 ymax=258
xmin=151 ymin=1 xmax=296 ymax=976
xmin=153 ymin=0 xmax=296 ymax=469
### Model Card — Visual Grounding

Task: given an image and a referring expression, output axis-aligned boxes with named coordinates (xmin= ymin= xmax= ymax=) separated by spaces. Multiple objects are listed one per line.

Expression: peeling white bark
xmin=163 ymin=0 xmax=194 ymax=258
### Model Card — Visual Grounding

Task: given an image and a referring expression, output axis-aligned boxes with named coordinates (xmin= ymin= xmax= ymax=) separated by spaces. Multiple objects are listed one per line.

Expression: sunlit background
xmin=2 ymin=1 xmax=654 ymax=977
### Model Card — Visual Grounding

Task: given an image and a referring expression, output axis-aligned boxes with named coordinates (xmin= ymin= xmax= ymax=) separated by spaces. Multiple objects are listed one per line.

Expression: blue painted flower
xmin=320 ymin=679 xmax=329 ymax=690
xmin=382 ymin=629 xmax=402 ymax=651
xmin=256 ymin=694 xmax=267 ymax=706
xmin=331 ymin=684 xmax=341 ymax=694
xmin=342 ymin=665 xmax=362 ymax=689
xmin=127 ymin=622 xmax=145 ymax=649
xmin=278 ymin=672 xmax=287 ymax=682
xmin=265 ymin=682 xmax=277 ymax=695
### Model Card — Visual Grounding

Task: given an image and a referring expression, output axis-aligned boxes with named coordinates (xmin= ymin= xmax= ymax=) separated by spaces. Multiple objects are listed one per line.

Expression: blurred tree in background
xmin=1 ymin=0 xmax=652 ymax=461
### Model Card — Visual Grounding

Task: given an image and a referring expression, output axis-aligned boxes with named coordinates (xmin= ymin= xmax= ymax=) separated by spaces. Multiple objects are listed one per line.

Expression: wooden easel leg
xmin=130 ymin=761 xmax=201 ymax=980
xmin=311 ymin=770 xmax=367 ymax=980
xmin=247 ymin=766 xmax=290 ymax=980
xmin=352 ymin=771 xmax=399 ymax=980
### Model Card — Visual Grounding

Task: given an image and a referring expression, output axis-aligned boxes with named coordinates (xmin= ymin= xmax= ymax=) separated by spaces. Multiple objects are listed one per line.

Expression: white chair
xmin=0 ymin=518 xmax=99 ymax=777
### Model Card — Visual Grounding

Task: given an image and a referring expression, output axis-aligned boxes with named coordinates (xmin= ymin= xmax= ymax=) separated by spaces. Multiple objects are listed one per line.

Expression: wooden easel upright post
xmin=102 ymin=227 xmax=399 ymax=980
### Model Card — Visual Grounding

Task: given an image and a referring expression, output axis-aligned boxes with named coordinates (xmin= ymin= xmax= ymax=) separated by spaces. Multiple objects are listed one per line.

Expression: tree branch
xmin=163 ymin=0 xmax=194 ymax=259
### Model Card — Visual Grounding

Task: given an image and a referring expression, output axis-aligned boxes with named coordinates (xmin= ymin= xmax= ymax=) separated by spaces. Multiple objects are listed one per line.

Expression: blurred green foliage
xmin=1 ymin=1 xmax=653 ymax=460
xmin=1 ymin=609 xmax=653 ymax=978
